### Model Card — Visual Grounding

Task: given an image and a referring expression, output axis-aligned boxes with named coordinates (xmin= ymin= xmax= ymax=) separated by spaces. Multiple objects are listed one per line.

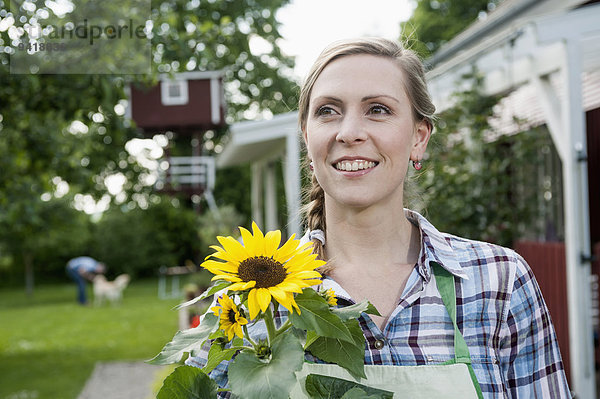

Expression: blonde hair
xmin=299 ymin=38 xmax=435 ymax=273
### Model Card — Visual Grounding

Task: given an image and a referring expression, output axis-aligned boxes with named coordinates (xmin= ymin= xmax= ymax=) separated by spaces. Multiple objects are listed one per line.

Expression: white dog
xmin=93 ymin=274 xmax=130 ymax=306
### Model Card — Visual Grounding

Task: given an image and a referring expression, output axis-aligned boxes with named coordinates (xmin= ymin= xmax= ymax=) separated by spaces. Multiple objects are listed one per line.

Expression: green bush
xmin=92 ymin=196 xmax=201 ymax=278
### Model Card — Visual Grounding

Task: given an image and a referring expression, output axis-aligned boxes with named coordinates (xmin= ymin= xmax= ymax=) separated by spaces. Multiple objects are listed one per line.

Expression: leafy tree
xmin=149 ymin=0 xmax=297 ymax=122
xmin=401 ymin=0 xmax=502 ymax=58
xmin=0 ymin=0 xmax=297 ymax=293
xmin=92 ymin=196 xmax=201 ymax=278
xmin=416 ymin=72 xmax=553 ymax=248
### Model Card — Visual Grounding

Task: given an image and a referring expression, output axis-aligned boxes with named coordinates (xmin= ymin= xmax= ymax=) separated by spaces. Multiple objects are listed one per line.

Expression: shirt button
xmin=373 ymin=339 xmax=385 ymax=350
xmin=426 ymin=355 xmax=434 ymax=362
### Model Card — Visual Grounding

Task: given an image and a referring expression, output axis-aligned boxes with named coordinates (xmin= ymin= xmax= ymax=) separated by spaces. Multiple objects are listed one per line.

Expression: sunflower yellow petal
xmin=226 ymin=327 xmax=235 ymax=341
xmin=283 ymin=252 xmax=321 ymax=270
xmin=208 ymin=250 xmax=245 ymax=265
xmin=256 ymin=288 xmax=272 ymax=312
xmin=275 ymin=292 xmax=295 ymax=312
xmin=290 ymin=270 xmax=322 ymax=279
xmin=275 ymin=281 xmax=304 ymax=293
xmin=201 ymin=259 xmax=238 ymax=274
xmin=264 ymin=229 xmax=282 ymax=256
xmin=300 ymin=279 xmax=323 ymax=286
xmin=216 ymin=235 xmax=248 ymax=261
xmin=251 ymin=222 xmax=265 ymax=255
xmin=211 ymin=274 xmax=242 ymax=282
xmin=290 ymin=297 xmax=301 ymax=314
xmin=286 ymin=261 xmax=324 ymax=274
xmin=251 ymin=221 xmax=265 ymax=239
xmin=268 ymin=286 xmax=288 ymax=303
xmin=228 ymin=280 xmax=256 ymax=291
xmin=273 ymin=236 xmax=302 ymax=263
xmin=248 ymin=289 xmax=260 ymax=320
xmin=233 ymin=324 xmax=244 ymax=339
xmin=239 ymin=226 xmax=258 ymax=257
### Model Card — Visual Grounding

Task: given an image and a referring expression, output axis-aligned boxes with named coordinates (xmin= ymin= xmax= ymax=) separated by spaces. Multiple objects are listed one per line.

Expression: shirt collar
xmin=300 ymin=209 xmax=470 ymax=286
xmin=404 ymin=209 xmax=470 ymax=282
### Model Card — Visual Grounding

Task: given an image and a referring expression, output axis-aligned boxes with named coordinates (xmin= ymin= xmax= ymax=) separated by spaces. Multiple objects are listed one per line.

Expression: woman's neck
xmin=323 ymin=199 xmax=420 ymax=271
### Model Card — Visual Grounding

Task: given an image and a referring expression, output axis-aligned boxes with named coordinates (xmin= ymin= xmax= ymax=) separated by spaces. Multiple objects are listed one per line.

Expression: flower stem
xmin=242 ymin=324 xmax=259 ymax=350
xmin=263 ymin=306 xmax=277 ymax=344
xmin=275 ymin=320 xmax=292 ymax=337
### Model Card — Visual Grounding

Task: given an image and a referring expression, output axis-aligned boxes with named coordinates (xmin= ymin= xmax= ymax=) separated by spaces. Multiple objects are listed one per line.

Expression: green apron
xmin=290 ymin=262 xmax=484 ymax=398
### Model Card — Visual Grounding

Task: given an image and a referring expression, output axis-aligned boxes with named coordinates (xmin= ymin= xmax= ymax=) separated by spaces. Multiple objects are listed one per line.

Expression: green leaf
xmin=148 ymin=313 xmax=219 ymax=365
xmin=331 ymin=300 xmax=380 ymax=321
xmin=305 ymin=330 xmax=320 ymax=350
xmin=305 ymin=374 xmax=393 ymax=399
xmin=202 ymin=344 xmax=239 ymax=374
xmin=306 ymin=319 xmax=366 ymax=380
xmin=341 ymin=387 xmax=389 ymax=399
xmin=228 ymin=331 xmax=304 ymax=399
xmin=175 ymin=281 xmax=231 ymax=310
xmin=156 ymin=365 xmax=218 ymax=399
xmin=289 ymin=288 xmax=354 ymax=343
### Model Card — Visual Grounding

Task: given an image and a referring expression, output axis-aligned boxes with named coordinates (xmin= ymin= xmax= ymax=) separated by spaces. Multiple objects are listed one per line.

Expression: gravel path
xmin=77 ymin=361 xmax=166 ymax=399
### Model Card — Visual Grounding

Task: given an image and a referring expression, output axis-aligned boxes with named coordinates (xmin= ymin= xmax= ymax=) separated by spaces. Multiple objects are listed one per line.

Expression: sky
xmin=275 ymin=0 xmax=415 ymax=80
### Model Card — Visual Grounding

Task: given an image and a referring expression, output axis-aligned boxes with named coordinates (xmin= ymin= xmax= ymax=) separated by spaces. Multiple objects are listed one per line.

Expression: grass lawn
xmin=0 ymin=278 xmax=184 ymax=399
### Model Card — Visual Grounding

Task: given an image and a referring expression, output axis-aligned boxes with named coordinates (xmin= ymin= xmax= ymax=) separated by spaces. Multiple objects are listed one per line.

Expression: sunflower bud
xmin=256 ymin=340 xmax=271 ymax=359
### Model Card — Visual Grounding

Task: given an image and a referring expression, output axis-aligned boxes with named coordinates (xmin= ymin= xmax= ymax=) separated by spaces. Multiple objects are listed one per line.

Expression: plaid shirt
xmin=187 ymin=209 xmax=571 ymax=398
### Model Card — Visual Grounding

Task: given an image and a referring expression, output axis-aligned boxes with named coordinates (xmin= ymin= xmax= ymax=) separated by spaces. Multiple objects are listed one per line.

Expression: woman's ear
xmin=411 ymin=119 xmax=432 ymax=160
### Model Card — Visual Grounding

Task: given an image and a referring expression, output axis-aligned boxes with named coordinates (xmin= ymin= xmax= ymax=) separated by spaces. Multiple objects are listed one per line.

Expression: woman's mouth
xmin=334 ymin=160 xmax=378 ymax=171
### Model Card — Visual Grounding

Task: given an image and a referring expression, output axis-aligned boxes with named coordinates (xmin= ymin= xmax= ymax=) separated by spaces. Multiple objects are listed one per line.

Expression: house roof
xmin=425 ymin=0 xmax=600 ymax=112
xmin=427 ymin=0 xmax=588 ymax=69
xmin=216 ymin=111 xmax=299 ymax=168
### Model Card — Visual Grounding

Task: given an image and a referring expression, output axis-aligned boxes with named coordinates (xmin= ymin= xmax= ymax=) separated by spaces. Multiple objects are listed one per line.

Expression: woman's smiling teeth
xmin=334 ymin=160 xmax=377 ymax=171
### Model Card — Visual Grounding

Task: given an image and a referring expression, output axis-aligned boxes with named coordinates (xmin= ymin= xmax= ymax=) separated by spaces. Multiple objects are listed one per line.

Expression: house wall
xmin=586 ymin=107 xmax=600 ymax=247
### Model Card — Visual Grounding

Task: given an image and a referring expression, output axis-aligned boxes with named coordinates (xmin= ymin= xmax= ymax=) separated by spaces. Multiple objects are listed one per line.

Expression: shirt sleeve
xmin=185 ymin=339 xmax=231 ymax=398
xmin=184 ymin=293 xmax=232 ymax=398
xmin=498 ymin=252 xmax=572 ymax=398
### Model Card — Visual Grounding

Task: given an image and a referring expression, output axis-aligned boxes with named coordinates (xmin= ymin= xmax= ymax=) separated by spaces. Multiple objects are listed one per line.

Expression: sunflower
xmin=323 ymin=288 xmax=337 ymax=306
xmin=202 ymin=222 xmax=325 ymax=319
xmin=211 ymin=294 xmax=248 ymax=340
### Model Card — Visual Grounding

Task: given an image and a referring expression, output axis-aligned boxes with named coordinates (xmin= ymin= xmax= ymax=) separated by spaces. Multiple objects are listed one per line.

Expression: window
xmin=161 ymin=80 xmax=189 ymax=106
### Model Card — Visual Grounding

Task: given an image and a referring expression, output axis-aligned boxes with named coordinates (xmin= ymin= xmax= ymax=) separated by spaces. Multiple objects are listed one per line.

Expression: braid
xmin=301 ymin=169 xmax=334 ymax=275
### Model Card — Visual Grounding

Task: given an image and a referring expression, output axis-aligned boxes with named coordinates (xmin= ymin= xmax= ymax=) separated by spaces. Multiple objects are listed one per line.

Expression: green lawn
xmin=0 ymin=278 xmax=183 ymax=399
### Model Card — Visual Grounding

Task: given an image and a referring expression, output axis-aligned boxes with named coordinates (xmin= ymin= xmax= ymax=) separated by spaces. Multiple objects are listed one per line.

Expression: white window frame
xmin=160 ymin=80 xmax=189 ymax=106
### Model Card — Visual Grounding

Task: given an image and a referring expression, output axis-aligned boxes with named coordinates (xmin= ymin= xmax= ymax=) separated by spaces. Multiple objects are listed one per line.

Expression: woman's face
xmin=304 ymin=54 xmax=430 ymax=210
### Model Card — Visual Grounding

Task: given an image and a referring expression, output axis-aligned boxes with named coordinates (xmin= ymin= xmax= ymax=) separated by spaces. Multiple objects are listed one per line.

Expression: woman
xmin=189 ymin=37 xmax=571 ymax=398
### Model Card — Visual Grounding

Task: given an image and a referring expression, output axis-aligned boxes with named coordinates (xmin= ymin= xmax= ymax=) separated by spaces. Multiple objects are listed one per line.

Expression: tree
xmin=401 ymin=0 xmax=503 ymax=58
xmin=415 ymin=72 xmax=551 ymax=248
xmin=0 ymin=0 xmax=297 ymax=293
xmin=92 ymin=196 xmax=201 ymax=278
xmin=149 ymin=0 xmax=297 ymax=122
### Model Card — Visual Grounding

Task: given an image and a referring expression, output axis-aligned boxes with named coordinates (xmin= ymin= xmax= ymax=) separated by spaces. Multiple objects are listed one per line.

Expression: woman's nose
xmin=335 ymin=112 xmax=368 ymax=144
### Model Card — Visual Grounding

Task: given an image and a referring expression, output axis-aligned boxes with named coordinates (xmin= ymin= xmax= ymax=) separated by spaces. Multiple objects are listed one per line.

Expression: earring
xmin=412 ymin=159 xmax=422 ymax=170
xmin=309 ymin=161 xmax=314 ymax=171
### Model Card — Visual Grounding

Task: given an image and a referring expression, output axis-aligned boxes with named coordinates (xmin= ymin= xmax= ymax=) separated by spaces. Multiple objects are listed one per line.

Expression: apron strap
xmin=431 ymin=261 xmax=484 ymax=399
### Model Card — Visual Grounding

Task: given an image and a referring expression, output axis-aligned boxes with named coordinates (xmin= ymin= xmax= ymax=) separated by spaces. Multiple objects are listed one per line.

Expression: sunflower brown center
xmin=227 ymin=309 xmax=238 ymax=324
xmin=238 ymin=256 xmax=286 ymax=288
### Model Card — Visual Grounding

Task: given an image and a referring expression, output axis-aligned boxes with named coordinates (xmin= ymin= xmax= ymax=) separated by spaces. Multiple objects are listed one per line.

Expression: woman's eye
xmin=316 ymin=106 xmax=337 ymax=116
xmin=369 ymin=104 xmax=391 ymax=115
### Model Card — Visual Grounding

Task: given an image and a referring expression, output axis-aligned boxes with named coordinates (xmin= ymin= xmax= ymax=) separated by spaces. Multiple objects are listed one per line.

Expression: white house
xmin=425 ymin=1 xmax=600 ymax=397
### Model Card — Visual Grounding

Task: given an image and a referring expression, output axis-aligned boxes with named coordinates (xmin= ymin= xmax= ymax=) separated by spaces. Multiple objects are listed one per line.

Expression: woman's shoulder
xmin=439 ymin=231 xmax=536 ymax=295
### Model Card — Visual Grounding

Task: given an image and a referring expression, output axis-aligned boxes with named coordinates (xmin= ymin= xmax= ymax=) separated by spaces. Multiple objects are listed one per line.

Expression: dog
xmin=93 ymin=274 xmax=130 ymax=306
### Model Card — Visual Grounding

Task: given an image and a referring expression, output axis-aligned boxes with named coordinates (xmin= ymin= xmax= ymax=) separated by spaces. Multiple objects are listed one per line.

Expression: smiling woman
xmin=296 ymin=37 xmax=571 ymax=398
xmin=185 ymin=37 xmax=572 ymax=399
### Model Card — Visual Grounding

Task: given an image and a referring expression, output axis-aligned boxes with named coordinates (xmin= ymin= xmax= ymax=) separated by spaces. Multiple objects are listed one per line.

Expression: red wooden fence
xmin=514 ymin=241 xmax=571 ymax=384
xmin=514 ymin=241 xmax=600 ymax=387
